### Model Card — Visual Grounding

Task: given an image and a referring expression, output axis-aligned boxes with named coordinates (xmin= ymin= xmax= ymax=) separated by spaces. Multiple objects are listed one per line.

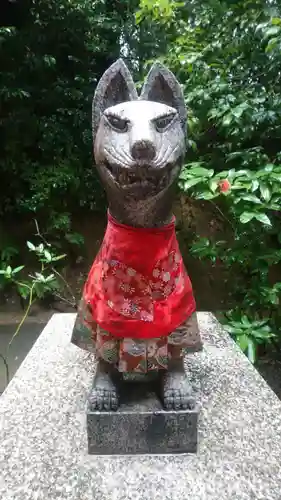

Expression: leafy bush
xmin=185 ymin=165 xmax=281 ymax=362
xmin=136 ymin=0 xmax=281 ymax=362
xmin=0 ymin=223 xmax=77 ymax=343
xmin=0 ymin=225 xmax=76 ymax=390
xmin=0 ymin=0 xmax=135 ymax=227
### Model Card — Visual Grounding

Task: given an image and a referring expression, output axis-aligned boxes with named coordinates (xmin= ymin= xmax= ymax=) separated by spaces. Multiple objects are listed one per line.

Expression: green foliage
xmin=0 ymin=245 xmax=19 ymax=266
xmin=179 ymin=163 xmax=281 ymax=224
xmin=186 ymin=166 xmax=281 ymax=362
xmin=137 ymin=0 xmax=281 ymax=362
xmin=136 ymin=0 xmax=184 ymax=24
xmin=45 ymin=212 xmax=85 ymax=250
xmin=0 ymin=224 xmax=76 ymax=343
xmin=0 ymin=0 xmax=173 ymax=251
xmin=0 ymin=0 xmax=143 ymax=223
xmin=223 ymin=315 xmax=276 ymax=364
xmin=0 ymin=239 xmax=65 ymax=304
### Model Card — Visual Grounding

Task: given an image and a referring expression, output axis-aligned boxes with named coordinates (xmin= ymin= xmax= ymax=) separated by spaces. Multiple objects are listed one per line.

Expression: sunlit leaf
xmin=44 ymin=250 xmax=52 ymax=262
xmin=247 ymin=339 xmax=256 ymax=364
xmin=240 ymin=212 xmax=255 ymax=223
xmin=260 ymin=184 xmax=271 ymax=202
xmin=240 ymin=194 xmax=262 ymax=204
xmin=254 ymin=213 xmax=272 ymax=226
xmin=51 ymin=254 xmax=67 ymax=261
xmin=12 ymin=265 xmax=25 ymax=274
xmin=236 ymin=334 xmax=249 ymax=352
xmin=27 ymin=241 xmax=36 ymax=251
xmin=183 ymin=178 xmax=202 ymax=190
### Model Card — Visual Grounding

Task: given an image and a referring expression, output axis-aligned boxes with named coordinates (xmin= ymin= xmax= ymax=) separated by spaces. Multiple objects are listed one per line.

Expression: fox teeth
xmin=127 ymin=173 xmax=135 ymax=183
xmin=119 ymin=172 xmax=126 ymax=184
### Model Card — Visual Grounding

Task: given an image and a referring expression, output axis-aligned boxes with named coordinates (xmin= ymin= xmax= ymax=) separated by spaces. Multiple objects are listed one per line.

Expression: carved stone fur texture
xmin=93 ymin=59 xmax=187 ymax=227
xmin=78 ymin=61 xmax=200 ymax=411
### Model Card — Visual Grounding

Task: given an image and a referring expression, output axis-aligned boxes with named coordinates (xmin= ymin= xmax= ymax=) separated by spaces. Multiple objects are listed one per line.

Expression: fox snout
xmin=131 ymin=139 xmax=156 ymax=162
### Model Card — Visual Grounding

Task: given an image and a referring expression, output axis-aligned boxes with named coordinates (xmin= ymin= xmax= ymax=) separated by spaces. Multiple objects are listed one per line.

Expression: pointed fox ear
xmin=92 ymin=59 xmax=138 ymax=141
xmin=140 ymin=62 xmax=186 ymax=132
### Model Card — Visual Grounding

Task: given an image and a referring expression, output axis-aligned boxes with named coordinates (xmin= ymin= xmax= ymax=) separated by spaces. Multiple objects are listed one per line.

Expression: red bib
xmin=83 ymin=212 xmax=196 ymax=339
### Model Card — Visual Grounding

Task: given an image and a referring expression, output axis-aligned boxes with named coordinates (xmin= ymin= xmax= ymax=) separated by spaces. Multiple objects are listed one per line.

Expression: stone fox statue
xmin=71 ymin=59 xmax=203 ymax=411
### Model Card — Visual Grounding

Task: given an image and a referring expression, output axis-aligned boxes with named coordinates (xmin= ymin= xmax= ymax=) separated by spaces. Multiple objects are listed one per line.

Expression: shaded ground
xmin=257 ymin=352 xmax=281 ymax=400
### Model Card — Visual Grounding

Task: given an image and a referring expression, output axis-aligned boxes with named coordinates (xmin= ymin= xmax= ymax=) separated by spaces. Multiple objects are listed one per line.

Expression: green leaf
xmin=254 ymin=213 xmax=272 ymax=226
xmin=189 ymin=166 xmax=210 ymax=176
xmin=236 ymin=334 xmax=249 ymax=352
xmin=251 ymin=180 xmax=259 ymax=192
xmin=45 ymin=274 xmax=55 ymax=282
xmin=222 ymin=113 xmax=232 ymax=126
xmin=260 ymin=184 xmax=271 ymax=202
xmin=240 ymin=195 xmax=262 ymax=204
xmin=253 ymin=327 xmax=275 ymax=339
xmin=27 ymin=241 xmax=36 ymax=251
xmin=35 ymin=272 xmax=45 ymax=282
xmin=179 ymin=170 xmax=190 ymax=181
xmin=263 ymin=26 xmax=280 ymax=40
xmin=240 ymin=212 xmax=255 ymax=224
xmin=183 ymin=178 xmax=202 ymax=190
xmin=266 ymin=37 xmax=279 ymax=53
xmin=232 ymin=103 xmax=248 ymax=119
xmin=209 ymin=179 xmax=218 ymax=193
xmin=226 ymin=326 xmax=244 ymax=335
xmin=16 ymin=284 xmax=30 ymax=299
xmin=51 ymin=254 xmax=67 ymax=262
xmin=271 ymin=17 xmax=281 ymax=25
xmin=247 ymin=339 xmax=256 ymax=364
xmin=233 ymin=197 xmax=242 ymax=204
xmin=241 ymin=315 xmax=251 ymax=326
xmin=44 ymin=250 xmax=52 ymax=262
xmin=12 ymin=265 xmax=25 ymax=274
xmin=196 ymin=191 xmax=218 ymax=200
xmin=271 ymin=174 xmax=281 ymax=182
xmin=135 ymin=10 xmax=143 ymax=24
xmin=233 ymin=170 xmax=251 ymax=178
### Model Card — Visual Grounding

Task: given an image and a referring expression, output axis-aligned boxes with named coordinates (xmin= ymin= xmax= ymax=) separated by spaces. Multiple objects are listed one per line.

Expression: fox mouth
xmin=104 ymin=160 xmax=174 ymax=190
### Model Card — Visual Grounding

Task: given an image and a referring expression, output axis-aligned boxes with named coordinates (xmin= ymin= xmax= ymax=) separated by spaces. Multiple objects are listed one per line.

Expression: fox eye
xmin=154 ymin=113 xmax=176 ymax=132
xmin=105 ymin=114 xmax=128 ymax=132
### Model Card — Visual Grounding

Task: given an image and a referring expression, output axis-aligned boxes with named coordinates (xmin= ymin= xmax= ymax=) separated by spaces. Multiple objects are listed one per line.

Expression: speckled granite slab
xmin=87 ymin=383 xmax=199 ymax=454
xmin=1 ymin=313 xmax=281 ymax=500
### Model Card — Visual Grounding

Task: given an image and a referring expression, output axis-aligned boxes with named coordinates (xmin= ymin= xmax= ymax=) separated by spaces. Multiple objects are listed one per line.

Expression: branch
xmin=0 ymin=353 xmax=10 ymax=388
xmin=8 ymin=283 xmax=36 ymax=346
xmin=33 ymin=218 xmax=77 ymax=304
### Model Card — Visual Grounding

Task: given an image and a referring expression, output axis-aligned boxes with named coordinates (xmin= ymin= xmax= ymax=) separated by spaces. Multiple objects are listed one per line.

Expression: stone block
xmin=87 ymin=383 xmax=199 ymax=454
xmin=1 ymin=313 xmax=281 ymax=500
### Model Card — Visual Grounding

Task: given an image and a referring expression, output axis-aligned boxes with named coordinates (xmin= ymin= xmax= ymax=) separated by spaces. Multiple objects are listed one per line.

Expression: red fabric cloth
xmin=83 ymin=212 xmax=196 ymax=339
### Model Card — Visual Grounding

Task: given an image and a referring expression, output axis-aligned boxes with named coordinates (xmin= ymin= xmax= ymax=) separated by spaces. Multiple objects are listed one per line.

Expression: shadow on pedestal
xmin=87 ymin=381 xmax=199 ymax=455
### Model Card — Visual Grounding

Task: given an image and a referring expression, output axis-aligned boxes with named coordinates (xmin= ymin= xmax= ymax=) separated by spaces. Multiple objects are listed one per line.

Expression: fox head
xmin=92 ymin=59 xmax=187 ymax=226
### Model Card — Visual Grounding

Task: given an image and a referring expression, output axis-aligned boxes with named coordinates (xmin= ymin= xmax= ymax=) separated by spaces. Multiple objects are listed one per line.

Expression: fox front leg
xmin=88 ymin=360 xmax=120 ymax=411
xmin=160 ymin=358 xmax=195 ymax=411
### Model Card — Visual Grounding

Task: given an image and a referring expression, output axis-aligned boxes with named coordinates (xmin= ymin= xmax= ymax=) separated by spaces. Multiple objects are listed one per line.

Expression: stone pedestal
xmin=87 ymin=383 xmax=199 ymax=455
xmin=2 ymin=313 xmax=281 ymax=500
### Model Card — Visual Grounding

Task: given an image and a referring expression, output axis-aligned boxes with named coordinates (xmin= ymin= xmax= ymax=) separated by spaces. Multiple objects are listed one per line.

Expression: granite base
xmin=2 ymin=313 xmax=281 ymax=499
xmin=87 ymin=383 xmax=199 ymax=455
